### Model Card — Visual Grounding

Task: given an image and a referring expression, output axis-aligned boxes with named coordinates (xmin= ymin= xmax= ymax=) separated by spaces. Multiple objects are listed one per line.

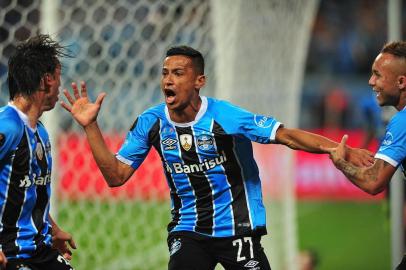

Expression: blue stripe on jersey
xmin=36 ymin=128 xmax=52 ymax=241
xmin=233 ymin=136 xmax=266 ymax=230
xmin=0 ymin=106 xmax=23 ymax=228
xmin=16 ymin=127 xmax=37 ymax=258
xmin=192 ymin=118 xmax=234 ymax=237
xmin=159 ymin=119 xmax=184 ymax=228
xmin=159 ymin=120 xmax=198 ymax=232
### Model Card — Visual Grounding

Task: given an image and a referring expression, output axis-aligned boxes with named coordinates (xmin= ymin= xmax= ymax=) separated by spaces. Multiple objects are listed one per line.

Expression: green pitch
xmin=57 ymin=200 xmax=390 ymax=270
xmin=297 ymin=200 xmax=391 ymax=270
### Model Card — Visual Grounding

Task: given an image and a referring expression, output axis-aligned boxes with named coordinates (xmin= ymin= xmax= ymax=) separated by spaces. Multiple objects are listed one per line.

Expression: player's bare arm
xmin=61 ymin=82 xmax=135 ymax=187
xmin=324 ymin=135 xmax=396 ymax=195
xmin=275 ymin=127 xmax=374 ymax=166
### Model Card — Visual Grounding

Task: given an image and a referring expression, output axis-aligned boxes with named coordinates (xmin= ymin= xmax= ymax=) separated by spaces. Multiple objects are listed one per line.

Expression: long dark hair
xmin=7 ymin=34 xmax=71 ymax=100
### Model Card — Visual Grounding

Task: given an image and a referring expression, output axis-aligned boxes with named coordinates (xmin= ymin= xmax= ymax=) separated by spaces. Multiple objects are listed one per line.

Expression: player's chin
xmin=165 ymin=102 xmax=178 ymax=111
xmin=164 ymin=98 xmax=176 ymax=107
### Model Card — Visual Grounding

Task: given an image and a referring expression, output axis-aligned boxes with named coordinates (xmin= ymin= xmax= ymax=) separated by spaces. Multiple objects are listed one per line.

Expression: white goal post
xmin=211 ymin=1 xmax=319 ymax=269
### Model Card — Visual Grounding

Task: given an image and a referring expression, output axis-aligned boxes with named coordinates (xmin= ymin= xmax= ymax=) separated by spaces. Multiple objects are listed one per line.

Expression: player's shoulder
xmin=0 ymin=105 xmax=24 ymax=134
xmin=390 ymin=109 xmax=406 ymax=125
xmin=140 ymin=103 xmax=166 ymax=119
xmin=0 ymin=106 xmax=25 ymax=148
xmin=130 ymin=103 xmax=165 ymax=132
xmin=206 ymin=97 xmax=244 ymax=115
xmin=398 ymin=108 xmax=406 ymax=118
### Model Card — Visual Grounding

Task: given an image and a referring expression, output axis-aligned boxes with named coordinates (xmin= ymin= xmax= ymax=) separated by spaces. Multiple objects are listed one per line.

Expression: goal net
xmin=0 ymin=0 xmax=318 ymax=269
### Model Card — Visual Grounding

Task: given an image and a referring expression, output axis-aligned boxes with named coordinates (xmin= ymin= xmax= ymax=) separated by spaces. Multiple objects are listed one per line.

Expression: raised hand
xmin=61 ymin=81 xmax=106 ymax=127
xmin=346 ymin=146 xmax=374 ymax=167
xmin=321 ymin=134 xmax=349 ymax=165
xmin=322 ymin=135 xmax=374 ymax=167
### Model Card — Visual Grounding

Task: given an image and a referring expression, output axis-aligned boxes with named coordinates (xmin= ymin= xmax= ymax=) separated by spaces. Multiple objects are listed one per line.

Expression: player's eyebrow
xmin=163 ymin=67 xmax=185 ymax=72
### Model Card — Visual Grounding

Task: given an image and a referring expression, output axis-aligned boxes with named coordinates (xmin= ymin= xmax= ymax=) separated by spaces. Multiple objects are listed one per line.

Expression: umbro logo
xmin=244 ymin=260 xmax=259 ymax=268
xmin=162 ymin=138 xmax=177 ymax=150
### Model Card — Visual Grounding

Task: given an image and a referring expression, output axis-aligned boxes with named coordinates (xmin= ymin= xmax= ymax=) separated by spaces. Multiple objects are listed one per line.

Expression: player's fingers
xmin=340 ymin=134 xmax=348 ymax=146
xmin=63 ymin=89 xmax=75 ymax=105
xmin=63 ymin=252 xmax=72 ymax=261
xmin=363 ymin=155 xmax=375 ymax=166
xmin=80 ymin=81 xmax=88 ymax=98
xmin=73 ymin=82 xmax=81 ymax=99
xmin=69 ymin=238 xmax=77 ymax=249
xmin=71 ymin=82 xmax=80 ymax=99
xmin=60 ymin=101 xmax=72 ymax=112
xmin=95 ymin=92 xmax=106 ymax=107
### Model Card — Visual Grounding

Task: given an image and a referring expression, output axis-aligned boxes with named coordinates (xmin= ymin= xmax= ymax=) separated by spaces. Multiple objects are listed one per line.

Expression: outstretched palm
xmin=61 ymin=82 xmax=106 ymax=127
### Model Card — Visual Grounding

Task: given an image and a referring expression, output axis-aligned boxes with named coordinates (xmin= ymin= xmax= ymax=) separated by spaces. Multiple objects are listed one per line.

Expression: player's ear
xmin=38 ymin=76 xmax=46 ymax=92
xmin=398 ymin=75 xmax=406 ymax=90
xmin=40 ymin=73 xmax=53 ymax=93
xmin=195 ymin=74 xmax=206 ymax=89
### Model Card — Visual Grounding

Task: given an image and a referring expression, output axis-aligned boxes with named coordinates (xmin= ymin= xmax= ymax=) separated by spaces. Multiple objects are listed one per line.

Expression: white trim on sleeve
xmin=375 ymin=153 xmax=398 ymax=167
xmin=270 ymin=122 xmax=282 ymax=141
xmin=115 ymin=154 xmax=133 ymax=166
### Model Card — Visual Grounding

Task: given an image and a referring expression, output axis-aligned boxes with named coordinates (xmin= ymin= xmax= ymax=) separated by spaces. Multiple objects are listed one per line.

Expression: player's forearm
xmin=83 ymin=122 xmax=127 ymax=187
xmin=334 ymin=158 xmax=384 ymax=195
xmin=279 ymin=128 xmax=337 ymax=153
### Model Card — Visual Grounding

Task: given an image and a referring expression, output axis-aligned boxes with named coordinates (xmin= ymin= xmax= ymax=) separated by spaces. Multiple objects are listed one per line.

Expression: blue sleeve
xmin=213 ymin=100 xmax=282 ymax=144
xmin=0 ymin=118 xmax=23 ymax=161
xmin=375 ymin=112 xmax=406 ymax=167
xmin=116 ymin=113 xmax=156 ymax=169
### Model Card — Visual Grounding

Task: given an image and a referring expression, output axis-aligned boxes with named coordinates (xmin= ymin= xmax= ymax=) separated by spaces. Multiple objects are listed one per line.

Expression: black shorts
xmin=396 ymin=255 xmax=406 ymax=270
xmin=167 ymin=232 xmax=271 ymax=270
xmin=6 ymin=245 xmax=74 ymax=270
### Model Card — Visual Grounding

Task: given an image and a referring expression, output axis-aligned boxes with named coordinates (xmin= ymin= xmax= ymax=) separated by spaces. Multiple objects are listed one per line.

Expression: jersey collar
xmin=165 ymin=96 xmax=208 ymax=127
xmin=8 ymin=102 xmax=37 ymax=132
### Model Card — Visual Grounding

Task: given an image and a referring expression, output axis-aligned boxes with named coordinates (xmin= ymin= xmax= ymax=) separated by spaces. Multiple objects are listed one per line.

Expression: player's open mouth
xmin=164 ymin=89 xmax=176 ymax=104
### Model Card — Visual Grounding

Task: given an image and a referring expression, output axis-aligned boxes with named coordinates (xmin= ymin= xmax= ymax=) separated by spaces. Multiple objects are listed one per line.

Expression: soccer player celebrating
xmin=322 ymin=41 xmax=406 ymax=270
xmin=62 ymin=46 xmax=372 ymax=270
xmin=0 ymin=35 xmax=76 ymax=270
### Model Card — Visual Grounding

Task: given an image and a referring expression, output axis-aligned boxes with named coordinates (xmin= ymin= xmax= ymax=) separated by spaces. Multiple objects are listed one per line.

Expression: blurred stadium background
xmin=0 ymin=0 xmax=405 ymax=269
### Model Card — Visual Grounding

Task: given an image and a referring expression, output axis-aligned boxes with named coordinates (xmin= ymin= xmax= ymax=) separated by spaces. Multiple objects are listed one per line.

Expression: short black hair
xmin=166 ymin=45 xmax=205 ymax=75
xmin=381 ymin=41 xmax=406 ymax=59
xmin=7 ymin=34 xmax=70 ymax=100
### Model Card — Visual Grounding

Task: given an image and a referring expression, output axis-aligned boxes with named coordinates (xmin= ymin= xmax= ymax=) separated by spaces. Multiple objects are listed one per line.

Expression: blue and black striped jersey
xmin=117 ymin=97 xmax=282 ymax=237
xmin=0 ymin=104 xmax=53 ymax=259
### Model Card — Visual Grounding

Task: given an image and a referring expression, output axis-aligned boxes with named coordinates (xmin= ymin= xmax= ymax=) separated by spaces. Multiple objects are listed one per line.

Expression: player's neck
xmin=396 ymin=97 xmax=406 ymax=111
xmin=169 ymin=96 xmax=202 ymax=123
xmin=11 ymin=95 xmax=43 ymax=128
